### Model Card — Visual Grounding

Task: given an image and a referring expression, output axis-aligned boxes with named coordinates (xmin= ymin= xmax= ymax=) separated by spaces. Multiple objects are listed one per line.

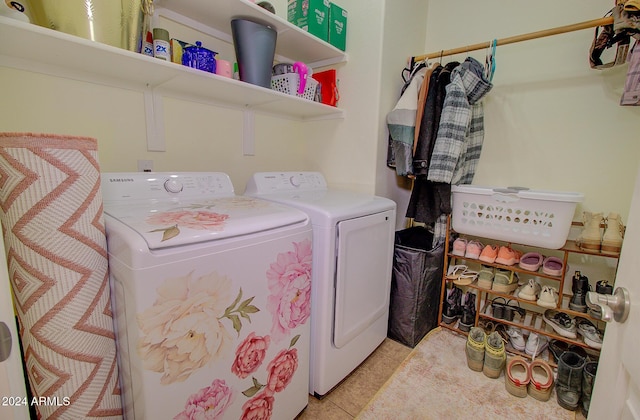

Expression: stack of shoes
xmin=465 ymin=328 xmax=506 ymax=379
xmin=543 ymin=309 xmax=577 ymax=339
xmin=505 ymin=357 xmax=554 ymax=401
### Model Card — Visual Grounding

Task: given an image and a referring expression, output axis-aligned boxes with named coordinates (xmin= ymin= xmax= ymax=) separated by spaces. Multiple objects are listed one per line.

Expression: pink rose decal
xmin=232 ymin=332 xmax=271 ymax=379
xmin=174 ymin=379 xmax=235 ymax=420
xmin=266 ymin=348 xmax=298 ymax=393
xmin=147 ymin=210 xmax=229 ymax=230
xmin=240 ymin=391 xmax=274 ymax=420
xmin=266 ymin=239 xmax=312 ymax=342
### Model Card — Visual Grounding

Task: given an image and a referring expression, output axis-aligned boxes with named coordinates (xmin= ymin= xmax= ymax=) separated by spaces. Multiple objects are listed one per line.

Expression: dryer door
xmin=333 ymin=210 xmax=395 ymax=349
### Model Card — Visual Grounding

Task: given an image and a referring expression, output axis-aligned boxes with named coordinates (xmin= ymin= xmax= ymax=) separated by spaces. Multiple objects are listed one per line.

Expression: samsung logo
xmin=109 ymin=178 xmax=134 ymax=183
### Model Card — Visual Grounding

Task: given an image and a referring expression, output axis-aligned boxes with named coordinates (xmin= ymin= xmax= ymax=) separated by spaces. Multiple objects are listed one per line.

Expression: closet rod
xmin=411 ymin=16 xmax=613 ymax=63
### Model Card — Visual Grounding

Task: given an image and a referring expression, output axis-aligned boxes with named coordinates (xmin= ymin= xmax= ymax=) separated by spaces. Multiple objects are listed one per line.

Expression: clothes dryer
xmin=245 ymin=172 xmax=396 ymax=396
xmin=102 ymin=172 xmax=312 ymax=419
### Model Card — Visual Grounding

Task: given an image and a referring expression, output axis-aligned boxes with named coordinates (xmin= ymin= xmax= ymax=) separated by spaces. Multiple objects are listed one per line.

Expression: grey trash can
xmin=388 ymin=226 xmax=444 ymax=348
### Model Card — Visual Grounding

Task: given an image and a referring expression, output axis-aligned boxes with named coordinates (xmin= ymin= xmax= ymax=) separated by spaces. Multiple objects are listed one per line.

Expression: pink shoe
xmin=451 ymin=238 xmax=467 ymax=257
xmin=518 ymin=252 xmax=544 ymax=272
xmin=478 ymin=244 xmax=499 ymax=263
xmin=464 ymin=240 xmax=484 ymax=259
xmin=542 ymin=257 xmax=564 ymax=276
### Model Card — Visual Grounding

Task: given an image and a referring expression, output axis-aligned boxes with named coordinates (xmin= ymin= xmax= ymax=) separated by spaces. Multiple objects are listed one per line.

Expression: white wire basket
xmin=451 ymin=185 xmax=584 ymax=249
xmin=271 ymin=73 xmax=318 ymax=101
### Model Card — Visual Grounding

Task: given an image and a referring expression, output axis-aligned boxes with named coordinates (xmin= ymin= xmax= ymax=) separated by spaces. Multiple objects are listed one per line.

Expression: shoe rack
xmin=437 ymin=216 xmax=619 ymax=364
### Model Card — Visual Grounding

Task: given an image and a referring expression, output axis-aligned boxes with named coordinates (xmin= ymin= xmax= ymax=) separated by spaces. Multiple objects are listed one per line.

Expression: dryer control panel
xmin=245 ymin=172 xmax=327 ymax=194
xmin=101 ymin=172 xmax=235 ymax=202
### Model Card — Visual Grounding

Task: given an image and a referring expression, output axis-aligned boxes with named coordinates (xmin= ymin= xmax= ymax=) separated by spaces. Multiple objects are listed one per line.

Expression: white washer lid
xmin=105 ymin=196 xmax=307 ymax=249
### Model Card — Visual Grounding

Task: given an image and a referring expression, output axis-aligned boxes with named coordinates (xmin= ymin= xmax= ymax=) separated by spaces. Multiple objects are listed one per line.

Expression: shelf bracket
xmin=243 ymin=109 xmax=255 ymax=156
xmin=143 ymin=86 xmax=166 ymax=152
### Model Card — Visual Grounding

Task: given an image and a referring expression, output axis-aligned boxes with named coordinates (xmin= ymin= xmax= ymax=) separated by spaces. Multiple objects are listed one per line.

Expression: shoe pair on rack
xmin=505 ymin=357 xmax=554 ymax=401
xmin=577 ymin=211 xmax=624 ymax=254
xmin=465 ymin=327 xmax=506 ymax=379
xmin=503 ymin=326 xmax=549 ymax=357
xmin=442 ymin=285 xmax=476 ymax=331
xmin=451 ymin=238 xmax=484 ymax=259
xmin=543 ymin=310 xmax=603 ymax=348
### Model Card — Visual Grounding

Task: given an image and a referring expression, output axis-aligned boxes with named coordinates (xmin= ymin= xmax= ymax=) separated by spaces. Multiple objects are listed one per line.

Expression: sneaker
xmin=575 ymin=317 xmax=603 ymax=349
xmin=464 ymin=240 xmax=484 ymax=259
xmin=525 ymin=332 xmax=549 ymax=357
xmin=466 ymin=327 xmax=486 ymax=372
xmin=495 ymin=246 xmax=523 ymax=266
xmin=543 ymin=309 xmax=577 ymax=339
xmin=477 ymin=265 xmax=495 ymax=289
xmin=537 ymin=285 xmax=558 ymax=308
xmin=451 ymin=237 xmax=467 ymax=256
xmin=478 ymin=244 xmax=499 ymax=263
xmin=492 ymin=269 xmax=519 ymax=293
xmin=483 ymin=331 xmax=506 ymax=379
xmin=518 ymin=252 xmax=544 ymax=272
xmin=459 ymin=292 xmax=476 ymax=332
xmin=506 ymin=326 xmax=526 ymax=351
xmin=518 ymin=278 xmax=541 ymax=301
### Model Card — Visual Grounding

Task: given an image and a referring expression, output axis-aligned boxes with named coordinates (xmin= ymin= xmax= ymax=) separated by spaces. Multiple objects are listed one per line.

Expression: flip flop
xmin=446 ymin=264 xmax=468 ymax=280
xmin=454 ymin=269 xmax=479 ymax=286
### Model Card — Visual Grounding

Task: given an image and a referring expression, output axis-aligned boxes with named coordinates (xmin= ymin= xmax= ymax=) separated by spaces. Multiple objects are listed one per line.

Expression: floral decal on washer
xmin=137 ymin=271 xmax=259 ymax=385
xmin=266 ymin=239 xmax=312 ymax=343
xmin=173 ymin=379 xmax=235 ymax=420
xmin=146 ymin=210 xmax=230 ymax=242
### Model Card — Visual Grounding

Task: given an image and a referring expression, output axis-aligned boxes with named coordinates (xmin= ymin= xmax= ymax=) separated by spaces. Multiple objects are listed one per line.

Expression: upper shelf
xmin=0 ymin=8 xmax=345 ymax=120
xmin=156 ymin=0 xmax=347 ymax=67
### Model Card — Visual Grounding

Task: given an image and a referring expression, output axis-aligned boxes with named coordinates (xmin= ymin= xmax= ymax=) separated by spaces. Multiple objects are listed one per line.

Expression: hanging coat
xmin=427 ymin=57 xmax=493 ymax=185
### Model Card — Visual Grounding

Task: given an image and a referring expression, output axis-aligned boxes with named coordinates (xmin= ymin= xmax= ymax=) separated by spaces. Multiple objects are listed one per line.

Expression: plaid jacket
xmin=427 ymin=57 xmax=493 ymax=184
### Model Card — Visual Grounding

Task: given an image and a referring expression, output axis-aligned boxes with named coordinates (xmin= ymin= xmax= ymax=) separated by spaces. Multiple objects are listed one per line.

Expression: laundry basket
xmin=271 ymin=73 xmax=319 ymax=101
xmin=451 ymin=185 xmax=584 ymax=249
xmin=388 ymin=226 xmax=444 ymax=348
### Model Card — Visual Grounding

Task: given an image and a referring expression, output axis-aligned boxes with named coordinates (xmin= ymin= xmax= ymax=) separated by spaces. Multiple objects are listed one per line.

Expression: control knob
xmin=164 ymin=178 xmax=183 ymax=193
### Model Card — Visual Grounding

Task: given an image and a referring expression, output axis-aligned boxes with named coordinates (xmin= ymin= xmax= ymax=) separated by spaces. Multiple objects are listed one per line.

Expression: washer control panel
xmin=246 ymin=172 xmax=327 ymax=194
xmin=101 ymin=172 xmax=235 ymax=202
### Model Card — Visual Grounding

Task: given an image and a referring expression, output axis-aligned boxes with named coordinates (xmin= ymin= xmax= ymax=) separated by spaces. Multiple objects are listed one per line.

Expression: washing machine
xmin=101 ymin=172 xmax=312 ymax=419
xmin=245 ymin=172 xmax=396 ymax=397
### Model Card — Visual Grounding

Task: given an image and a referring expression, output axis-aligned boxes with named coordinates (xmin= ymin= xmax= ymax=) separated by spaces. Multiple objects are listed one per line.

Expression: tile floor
xmin=296 ymin=338 xmax=412 ymax=419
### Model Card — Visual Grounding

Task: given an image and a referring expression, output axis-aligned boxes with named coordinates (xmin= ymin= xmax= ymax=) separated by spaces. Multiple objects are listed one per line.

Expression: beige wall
xmin=379 ymin=0 xmax=640 ymax=227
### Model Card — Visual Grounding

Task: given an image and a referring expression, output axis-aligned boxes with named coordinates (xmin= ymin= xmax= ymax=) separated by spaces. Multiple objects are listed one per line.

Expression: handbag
xmin=312 ymin=69 xmax=340 ymax=106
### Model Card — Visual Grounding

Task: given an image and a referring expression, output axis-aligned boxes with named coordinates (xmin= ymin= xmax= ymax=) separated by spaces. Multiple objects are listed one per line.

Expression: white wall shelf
xmin=0 ymin=2 xmax=346 ymax=151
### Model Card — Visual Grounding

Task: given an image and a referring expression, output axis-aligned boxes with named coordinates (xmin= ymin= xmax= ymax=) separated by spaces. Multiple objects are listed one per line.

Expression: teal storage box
xmin=287 ymin=0 xmax=329 ymax=42
xmin=329 ymin=3 xmax=347 ymax=51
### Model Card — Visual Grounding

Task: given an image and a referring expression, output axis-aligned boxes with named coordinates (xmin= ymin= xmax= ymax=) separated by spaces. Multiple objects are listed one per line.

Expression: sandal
xmin=542 ymin=256 xmax=564 ymax=276
xmin=504 ymin=299 xmax=526 ymax=321
xmin=518 ymin=252 xmax=544 ymax=272
xmin=491 ymin=297 xmax=508 ymax=319
xmin=446 ymin=264 xmax=468 ymax=280
xmin=454 ymin=269 xmax=479 ymax=286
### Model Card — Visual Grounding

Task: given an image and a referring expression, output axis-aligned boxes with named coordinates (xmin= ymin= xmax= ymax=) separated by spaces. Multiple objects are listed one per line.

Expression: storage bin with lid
xmin=451 ymin=185 xmax=584 ymax=249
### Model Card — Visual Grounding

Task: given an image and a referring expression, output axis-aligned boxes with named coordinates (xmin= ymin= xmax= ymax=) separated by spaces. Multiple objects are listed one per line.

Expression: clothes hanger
xmin=484 ymin=39 xmax=497 ymax=82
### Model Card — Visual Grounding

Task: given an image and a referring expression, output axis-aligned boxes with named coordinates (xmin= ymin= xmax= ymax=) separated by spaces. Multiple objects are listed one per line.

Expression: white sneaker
xmin=525 ymin=332 xmax=549 ymax=356
xmin=518 ymin=278 xmax=541 ymax=301
xmin=506 ymin=326 xmax=526 ymax=351
xmin=537 ymin=285 xmax=558 ymax=309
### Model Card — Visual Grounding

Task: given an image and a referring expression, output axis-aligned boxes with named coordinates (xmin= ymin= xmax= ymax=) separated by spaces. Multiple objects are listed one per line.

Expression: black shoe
xmin=442 ymin=286 xmax=462 ymax=324
xmin=569 ymin=275 xmax=590 ymax=312
xmin=458 ymin=291 xmax=476 ymax=332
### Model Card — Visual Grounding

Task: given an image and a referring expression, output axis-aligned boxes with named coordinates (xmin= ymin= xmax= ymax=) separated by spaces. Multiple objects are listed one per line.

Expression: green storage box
xmin=329 ymin=3 xmax=347 ymax=51
xmin=287 ymin=0 xmax=329 ymax=42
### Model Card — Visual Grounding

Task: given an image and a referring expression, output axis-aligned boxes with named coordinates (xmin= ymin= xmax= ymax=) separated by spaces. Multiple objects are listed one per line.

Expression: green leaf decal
xmin=290 ymin=334 xmax=300 ymax=348
xmin=242 ymin=377 xmax=265 ymax=398
xmin=148 ymin=225 xmax=180 ymax=241
xmin=220 ymin=288 xmax=259 ymax=335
